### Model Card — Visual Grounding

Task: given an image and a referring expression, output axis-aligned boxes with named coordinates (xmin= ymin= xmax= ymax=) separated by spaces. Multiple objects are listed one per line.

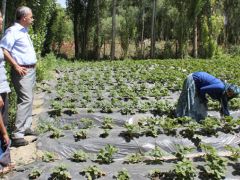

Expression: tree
xmin=188 ymin=0 xmax=206 ymax=58
xmin=223 ymin=0 xmax=240 ymax=45
xmin=150 ymin=0 xmax=156 ymax=58
xmin=110 ymin=0 xmax=117 ymax=60
xmin=118 ymin=1 xmax=137 ymax=59
xmin=94 ymin=0 xmax=100 ymax=60
xmin=1 ymin=0 xmax=6 ymax=34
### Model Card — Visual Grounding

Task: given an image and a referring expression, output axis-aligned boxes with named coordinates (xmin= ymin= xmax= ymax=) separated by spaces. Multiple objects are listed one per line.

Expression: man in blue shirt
xmin=0 ymin=6 xmax=37 ymax=147
xmin=176 ymin=72 xmax=240 ymax=121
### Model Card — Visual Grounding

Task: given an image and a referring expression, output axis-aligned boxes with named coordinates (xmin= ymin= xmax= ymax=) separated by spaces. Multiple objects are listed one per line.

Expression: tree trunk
xmin=150 ymin=0 xmax=156 ymax=58
xmin=193 ymin=16 xmax=198 ymax=58
xmin=141 ymin=8 xmax=145 ymax=58
xmin=110 ymin=0 xmax=117 ymax=60
xmin=82 ymin=0 xmax=94 ymax=59
xmin=94 ymin=0 xmax=100 ymax=60
xmin=74 ymin=1 xmax=80 ymax=59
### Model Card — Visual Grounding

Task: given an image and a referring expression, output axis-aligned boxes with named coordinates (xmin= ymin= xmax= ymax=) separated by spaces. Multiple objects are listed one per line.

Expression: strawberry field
xmin=8 ymin=57 xmax=240 ymax=179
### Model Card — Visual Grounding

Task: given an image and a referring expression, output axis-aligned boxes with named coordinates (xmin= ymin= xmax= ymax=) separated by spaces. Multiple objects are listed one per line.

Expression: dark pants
xmin=0 ymin=93 xmax=8 ymax=127
xmin=0 ymin=93 xmax=11 ymax=167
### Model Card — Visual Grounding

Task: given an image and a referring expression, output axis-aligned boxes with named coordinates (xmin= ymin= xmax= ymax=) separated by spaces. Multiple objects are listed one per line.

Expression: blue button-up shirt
xmin=0 ymin=23 xmax=36 ymax=65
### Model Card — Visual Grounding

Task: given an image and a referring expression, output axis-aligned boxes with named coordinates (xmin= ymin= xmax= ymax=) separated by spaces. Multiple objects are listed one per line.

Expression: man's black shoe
xmin=11 ymin=138 xmax=29 ymax=147
xmin=25 ymin=129 xmax=39 ymax=136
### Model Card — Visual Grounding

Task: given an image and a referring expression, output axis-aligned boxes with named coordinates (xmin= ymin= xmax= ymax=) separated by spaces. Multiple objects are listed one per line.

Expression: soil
xmin=10 ymin=93 xmax=46 ymax=167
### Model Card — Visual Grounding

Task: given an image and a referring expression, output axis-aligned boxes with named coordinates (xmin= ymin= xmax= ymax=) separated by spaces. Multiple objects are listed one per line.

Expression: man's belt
xmin=19 ymin=64 xmax=36 ymax=68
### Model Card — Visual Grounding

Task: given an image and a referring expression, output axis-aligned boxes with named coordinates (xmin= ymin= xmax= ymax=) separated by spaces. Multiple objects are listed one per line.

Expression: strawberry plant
xmin=101 ymin=117 xmax=114 ymax=129
xmin=180 ymin=121 xmax=202 ymax=147
xmin=147 ymin=146 xmax=164 ymax=162
xmin=42 ymin=151 xmax=57 ymax=162
xmin=62 ymin=124 xmax=73 ymax=130
xmin=80 ymin=165 xmax=106 ymax=180
xmin=80 ymin=118 xmax=94 ymax=129
xmin=114 ymin=169 xmax=131 ymax=180
xmin=174 ymin=145 xmax=195 ymax=161
xmin=87 ymin=108 xmax=95 ymax=113
xmin=82 ymin=92 xmax=92 ymax=102
xmin=208 ymin=99 xmax=219 ymax=110
xmin=177 ymin=116 xmax=193 ymax=126
xmin=120 ymin=103 xmax=136 ymax=115
xmin=50 ymin=128 xmax=64 ymax=139
xmin=201 ymin=144 xmax=228 ymax=179
xmin=37 ymin=122 xmax=55 ymax=134
xmin=72 ymin=150 xmax=88 ymax=162
xmin=172 ymin=158 xmax=196 ymax=179
xmin=200 ymin=117 xmax=221 ymax=136
xmin=50 ymin=164 xmax=71 ymax=180
xmin=100 ymin=101 xmax=113 ymax=113
xmin=125 ymin=152 xmax=142 ymax=164
xmin=122 ymin=123 xmax=140 ymax=139
xmin=28 ymin=169 xmax=42 ymax=179
xmin=73 ymin=129 xmax=87 ymax=141
xmin=50 ymin=100 xmax=62 ymax=116
xmin=96 ymin=90 xmax=104 ymax=100
xmin=221 ymin=116 xmax=240 ymax=133
xmin=148 ymin=169 xmax=167 ymax=180
xmin=153 ymin=100 xmax=174 ymax=116
xmin=225 ymin=145 xmax=240 ymax=161
xmin=160 ymin=117 xmax=179 ymax=136
xmin=229 ymin=98 xmax=240 ymax=110
xmin=96 ymin=144 xmax=118 ymax=164
xmin=140 ymin=117 xmax=160 ymax=137
xmin=100 ymin=115 xmax=114 ymax=138
xmin=137 ymin=102 xmax=150 ymax=113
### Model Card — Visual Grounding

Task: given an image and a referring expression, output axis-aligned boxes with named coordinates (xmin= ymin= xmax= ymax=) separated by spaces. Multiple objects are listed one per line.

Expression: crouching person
xmin=176 ymin=71 xmax=240 ymax=121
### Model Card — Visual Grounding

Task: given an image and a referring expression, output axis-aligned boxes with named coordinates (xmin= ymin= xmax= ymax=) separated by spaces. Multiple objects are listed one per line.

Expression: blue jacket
xmin=192 ymin=72 xmax=229 ymax=116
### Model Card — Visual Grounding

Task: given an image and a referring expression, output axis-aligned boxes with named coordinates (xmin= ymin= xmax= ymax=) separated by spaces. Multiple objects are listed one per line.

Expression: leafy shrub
xmin=201 ymin=144 xmax=227 ymax=179
xmin=96 ymin=144 xmax=118 ymax=164
xmin=42 ymin=151 xmax=57 ymax=162
xmin=80 ymin=118 xmax=94 ymax=129
xmin=29 ymin=169 xmax=42 ymax=179
xmin=50 ymin=164 xmax=71 ymax=180
xmin=147 ymin=146 xmax=164 ymax=162
xmin=72 ymin=150 xmax=88 ymax=162
xmin=172 ymin=158 xmax=196 ymax=179
xmin=80 ymin=165 xmax=105 ymax=180
xmin=126 ymin=153 xmax=142 ymax=164
xmin=50 ymin=128 xmax=64 ymax=139
xmin=74 ymin=129 xmax=87 ymax=141
xmin=114 ymin=169 xmax=131 ymax=180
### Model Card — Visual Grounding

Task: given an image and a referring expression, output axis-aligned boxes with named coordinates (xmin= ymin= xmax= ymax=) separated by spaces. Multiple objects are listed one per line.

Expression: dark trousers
xmin=0 ymin=93 xmax=8 ymax=127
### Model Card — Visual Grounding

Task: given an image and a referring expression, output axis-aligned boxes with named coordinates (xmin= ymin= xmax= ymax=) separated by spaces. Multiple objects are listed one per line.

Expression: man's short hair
xmin=15 ymin=6 xmax=32 ymax=22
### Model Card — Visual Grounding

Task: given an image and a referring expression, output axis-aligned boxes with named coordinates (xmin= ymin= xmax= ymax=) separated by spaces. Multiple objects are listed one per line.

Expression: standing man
xmin=0 ymin=6 xmax=37 ymax=147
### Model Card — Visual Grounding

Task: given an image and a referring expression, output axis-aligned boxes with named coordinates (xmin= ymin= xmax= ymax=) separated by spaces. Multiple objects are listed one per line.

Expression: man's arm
xmin=0 ymin=101 xmax=9 ymax=146
xmin=220 ymin=95 xmax=230 ymax=116
xmin=200 ymin=84 xmax=223 ymax=97
xmin=2 ymin=48 xmax=27 ymax=76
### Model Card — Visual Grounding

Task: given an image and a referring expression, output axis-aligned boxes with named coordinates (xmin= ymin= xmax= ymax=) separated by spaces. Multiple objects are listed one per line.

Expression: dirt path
xmin=10 ymin=93 xmax=46 ymax=167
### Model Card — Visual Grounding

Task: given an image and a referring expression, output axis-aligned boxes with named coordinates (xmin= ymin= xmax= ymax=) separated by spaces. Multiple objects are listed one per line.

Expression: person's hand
xmin=2 ymin=133 xmax=10 ymax=146
xmin=14 ymin=65 xmax=27 ymax=76
xmin=0 ymin=96 xmax=4 ymax=108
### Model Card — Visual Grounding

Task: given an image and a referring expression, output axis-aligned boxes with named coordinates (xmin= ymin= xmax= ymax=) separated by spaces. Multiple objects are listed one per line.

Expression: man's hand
xmin=0 ymin=96 xmax=4 ymax=108
xmin=2 ymin=133 xmax=10 ymax=146
xmin=14 ymin=65 xmax=27 ymax=76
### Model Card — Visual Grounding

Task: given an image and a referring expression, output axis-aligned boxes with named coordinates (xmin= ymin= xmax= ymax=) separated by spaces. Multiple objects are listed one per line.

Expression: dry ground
xmin=10 ymin=93 xmax=46 ymax=167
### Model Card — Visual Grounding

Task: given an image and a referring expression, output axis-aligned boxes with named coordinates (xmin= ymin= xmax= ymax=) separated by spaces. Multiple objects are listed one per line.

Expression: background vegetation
xmin=1 ymin=0 xmax=240 ymax=60
xmin=0 ymin=0 xmax=240 ymax=133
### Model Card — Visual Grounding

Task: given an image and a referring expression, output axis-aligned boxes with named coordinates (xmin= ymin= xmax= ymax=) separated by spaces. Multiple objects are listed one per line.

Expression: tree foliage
xmin=1 ymin=0 xmax=240 ymax=59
